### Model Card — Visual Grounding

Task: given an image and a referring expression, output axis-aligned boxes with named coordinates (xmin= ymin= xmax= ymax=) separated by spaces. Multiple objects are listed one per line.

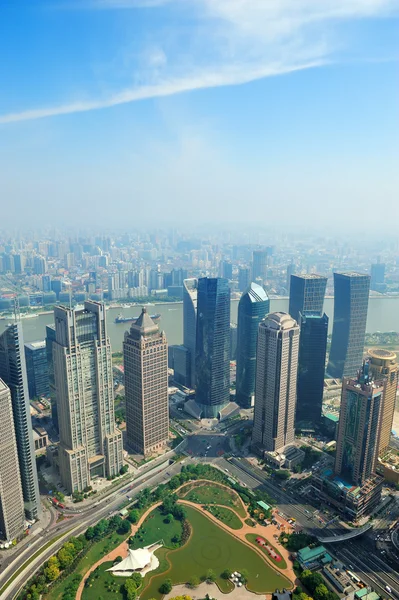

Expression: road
xmin=0 ymin=460 xmax=184 ymax=600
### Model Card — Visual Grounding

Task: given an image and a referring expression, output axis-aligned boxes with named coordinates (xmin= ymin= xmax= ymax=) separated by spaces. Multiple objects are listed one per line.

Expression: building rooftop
xmin=246 ymin=282 xmax=269 ymax=303
xmin=128 ymin=307 xmax=159 ymax=338
xmin=263 ymin=312 xmax=297 ymax=330
xmin=368 ymin=348 xmax=397 ymax=361
xmin=292 ymin=274 xmax=327 ymax=280
xmin=298 ymin=545 xmax=327 ymax=563
xmin=25 ymin=340 xmax=46 ymax=350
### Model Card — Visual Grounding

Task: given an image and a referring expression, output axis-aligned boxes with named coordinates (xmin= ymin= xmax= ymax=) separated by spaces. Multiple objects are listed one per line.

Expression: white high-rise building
xmin=252 ymin=312 xmax=300 ymax=454
xmin=53 ymin=301 xmax=123 ymax=493
xmin=0 ymin=379 xmax=25 ymax=541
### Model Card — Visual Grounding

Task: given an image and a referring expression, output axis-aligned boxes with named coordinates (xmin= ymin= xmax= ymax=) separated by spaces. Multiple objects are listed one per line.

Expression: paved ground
xmin=164 ymin=581 xmax=269 ymax=600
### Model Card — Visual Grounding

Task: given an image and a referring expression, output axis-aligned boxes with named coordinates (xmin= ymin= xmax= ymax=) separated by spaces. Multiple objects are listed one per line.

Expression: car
xmin=225 ymin=468 xmax=229 ymax=472
xmin=385 ymin=587 xmax=391 ymax=594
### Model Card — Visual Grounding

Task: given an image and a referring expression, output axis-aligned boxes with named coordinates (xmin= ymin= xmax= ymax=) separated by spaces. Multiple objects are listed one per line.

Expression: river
xmin=0 ymin=296 xmax=398 ymax=350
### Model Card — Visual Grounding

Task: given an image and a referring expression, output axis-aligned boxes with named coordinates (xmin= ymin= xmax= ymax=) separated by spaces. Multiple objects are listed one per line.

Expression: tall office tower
xmin=368 ymin=349 xmax=399 ymax=455
xmin=296 ymin=313 xmax=328 ymax=425
xmin=335 ymin=361 xmax=383 ymax=485
xmin=220 ymin=260 xmax=233 ymax=280
xmin=33 ymin=255 xmax=47 ymax=275
xmin=183 ymin=278 xmax=198 ymax=389
xmin=45 ymin=325 xmax=58 ymax=432
xmin=42 ymin=274 xmax=52 ymax=292
xmin=53 ymin=301 xmax=123 ymax=493
xmin=230 ymin=323 xmax=238 ymax=360
xmin=24 ymin=341 xmax=49 ymax=399
xmin=0 ymin=324 xmax=41 ymax=520
xmin=13 ymin=254 xmax=25 ymax=274
xmin=195 ymin=277 xmax=231 ymax=418
xmin=252 ymin=313 xmax=299 ymax=454
xmin=327 ymin=273 xmax=370 ymax=379
xmin=286 ymin=262 xmax=295 ymax=291
xmin=370 ymin=263 xmax=385 ymax=292
xmin=252 ymin=250 xmax=267 ymax=284
xmin=236 ymin=283 xmax=270 ymax=408
xmin=0 ymin=379 xmax=25 ymax=541
xmin=288 ymin=274 xmax=327 ymax=322
xmin=124 ymin=309 xmax=169 ymax=456
xmin=238 ymin=267 xmax=251 ymax=292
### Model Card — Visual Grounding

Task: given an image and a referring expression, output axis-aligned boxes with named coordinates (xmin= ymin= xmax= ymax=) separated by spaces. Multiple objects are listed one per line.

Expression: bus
xmin=347 ymin=571 xmax=361 ymax=584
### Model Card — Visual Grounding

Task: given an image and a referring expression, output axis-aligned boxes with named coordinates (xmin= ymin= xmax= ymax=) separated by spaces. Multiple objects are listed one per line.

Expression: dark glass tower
xmin=0 ymin=323 xmax=41 ymax=520
xmin=327 ymin=273 xmax=370 ymax=379
xmin=45 ymin=324 xmax=58 ymax=432
xmin=236 ymin=283 xmax=270 ymax=408
xmin=195 ymin=277 xmax=230 ymax=418
xmin=183 ymin=278 xmax=197 ymax=389
xmin=296 ymin=313 xmax=328 ymax=425
xmin=288 ymin=274 xmax=327 ymax=322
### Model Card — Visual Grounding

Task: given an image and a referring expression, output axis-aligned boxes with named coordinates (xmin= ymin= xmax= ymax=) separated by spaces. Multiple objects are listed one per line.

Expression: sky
xmin=0 ymin=0 xmax=398 ymax=232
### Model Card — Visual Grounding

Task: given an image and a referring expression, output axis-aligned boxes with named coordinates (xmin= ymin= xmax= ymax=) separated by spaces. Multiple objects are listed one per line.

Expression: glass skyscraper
xmin=327 ymin=273 xmax=370 ymax=379
xmin=0 ymin=323 xmax=41 ymax=521
xmin=195 ymin=277 xmax=230 ymax=418
xmin=183 ymin=278 xmax=197 ymax=389
xmin=252 ymin=250 xmax=267 ymax=284
xmin=288 ymin=274 xmax=327 ymax=322
xmin=236 ymin=283 xmax=269 ymax=408
xmin=24 ymin=340 xmax=50 ymax=399
xmin=296 ymin=313 xmax=328 ymax=425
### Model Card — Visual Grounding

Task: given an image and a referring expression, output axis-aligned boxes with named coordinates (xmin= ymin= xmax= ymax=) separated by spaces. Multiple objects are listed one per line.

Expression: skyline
xmin=0 ymin=1 xmax=398 ymax=230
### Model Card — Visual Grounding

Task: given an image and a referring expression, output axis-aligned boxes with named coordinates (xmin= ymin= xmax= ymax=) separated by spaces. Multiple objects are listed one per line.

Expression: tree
xmin=118 ymin=519 xmax=131 ymax=535
xmin=57 ymin=548 xmax=74 ymax=569
xmin=130 ymin=572 xmax=142 ymax=587
xmin=314 ymin=584 xmax=330 ymax=600
xmin=124 ymin=579 xmax=138 ymax=600
xmin=47 ymin=556 xmax=60 ymax=568
xmin=173 ymin=505 xmax=187 ymax=521
xmin=164 ymin=513 xmax=174 ymax=524
xmin=159 ymin=579 xmax=173 ymax=594
xmin=221 ymin=569 xmax=232 ymax=580
xmin=128 ymin=509 xmax=140 ymax=524
xmin=44 ymin=563 xmax=60 ymax=582
xmin=206 ymin=569 xmax=216 ymax=582
xmin=275 ymin=470 xmax=291 ymax=480
xmin=187 ymin=576 xmax=200 ymax=589
xmin=240 ymin=569 xmax=249 ymax=584
xmin=85 ymin=526 xmax=95 ymax=540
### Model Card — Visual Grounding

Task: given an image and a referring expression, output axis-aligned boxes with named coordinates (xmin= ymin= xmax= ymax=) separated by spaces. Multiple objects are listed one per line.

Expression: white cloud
xmin=1 ymin=0 xmax=398 ymax=124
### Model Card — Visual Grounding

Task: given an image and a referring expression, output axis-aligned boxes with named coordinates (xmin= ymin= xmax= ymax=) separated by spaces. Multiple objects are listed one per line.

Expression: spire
xmin=129 ymin=307 xmax=159 ymax=338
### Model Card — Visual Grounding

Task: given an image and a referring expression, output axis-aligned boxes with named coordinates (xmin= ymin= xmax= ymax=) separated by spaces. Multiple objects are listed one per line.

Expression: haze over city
xmin=1 ymin=0 xmax=398 ymax=229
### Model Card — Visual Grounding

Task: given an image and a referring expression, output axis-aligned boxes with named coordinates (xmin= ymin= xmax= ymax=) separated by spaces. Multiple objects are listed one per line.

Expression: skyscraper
xmin=0 ymin=379 xmax=25 ymax=541
xmin=252 ymin=313 xmax=299 ymax=454
xmin=124 ymin=308 xmax=169 ymax=456
xmin=286 ymin=263 xmax=295 ymax=291
xmin=219 ymin=260 xmax=233 ymax=280
xmin=45 ymin=324 xmax=58 ymax=432
xmin=335 ymin=360 xmax=383 ymax=485
xmin=195 ymin=277 xmax=231 ymax=418
xmin=0 ymin=323 xmax=41 ymax=521
xmin=24 ymin=341 xmax=50 ymax=399
xmin=252 ymin=250 xmax=267 ymax=284
xmin=296 ymin=313 xmax=328 ymax=425
xmin=53 ymin=301 xmax=123 ymax=493
xmin=370 ymin=262 xmax=385 ymax=292
xmin=183 ymin=278 xmax=197 ymax=389
xmin=327 ymin=273 xmax=370 ymax=379
xmin=238 ymin=267 xmax=251 ymax=292
xmin=368 ymin=349 xmax=399 ymax=455
xmin=288 ymin=274 xmax=327 ymax=322
xmin=236 ymin=283 xmax=270 ymax=408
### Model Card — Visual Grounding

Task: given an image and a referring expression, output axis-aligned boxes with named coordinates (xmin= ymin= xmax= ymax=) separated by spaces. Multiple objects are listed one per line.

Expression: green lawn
xmin=45 ymin=531 xmax=128 ymax=600
xmin=206 ymin=505 xmax=243 ymax=530
xmin=245 ymin=533 xmax=288 ymax=569
xmin=179 ymin=481 xmax=246 ymax=517
xmin=129 ymin=507 xmax=183 ymax=550
xmin=82 ymin=562 xmax=128 ymax=600
xmin=140 ymin=505 xmax=292 ymax=600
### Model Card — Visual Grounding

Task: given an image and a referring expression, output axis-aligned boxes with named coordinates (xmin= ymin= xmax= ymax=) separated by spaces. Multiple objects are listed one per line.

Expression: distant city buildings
xmin=370 ymin=262 xmax=385 ymax=292
xmin=195 ymin=277 xmax=231 ymax=418
xmin=252 ymin=250 xmax=268 ymax=284
xmin=0 ymin=323 xmax=41 ymax=521
xmin=327 ymin=273 xmax=370 ymax=379
xmin=124 ymin=308 xmax=169 ymax=456
xmin=236 ymin=283 xmax=270 ymax=408
xmin=0 ymin=379 xmax=25 ymax=541
xmin=252 ymin=312 xmax=299 ymax=454
xmin=367 ymin=348 xmax=399 ymax=456
xmin=24 ymin=340 xmax=49 ymax=399
xmin=53 ymin=301 xmax=123 ymax=493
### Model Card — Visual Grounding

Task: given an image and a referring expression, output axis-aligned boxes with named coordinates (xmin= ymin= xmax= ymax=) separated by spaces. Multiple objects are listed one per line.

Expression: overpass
xmin=317 ymin=522 xmax=372 ymax=543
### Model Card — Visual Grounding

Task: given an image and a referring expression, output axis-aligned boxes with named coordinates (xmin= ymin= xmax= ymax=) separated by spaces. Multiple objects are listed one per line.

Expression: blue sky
xmin=1 ymin=0 xmax=398 ymax=231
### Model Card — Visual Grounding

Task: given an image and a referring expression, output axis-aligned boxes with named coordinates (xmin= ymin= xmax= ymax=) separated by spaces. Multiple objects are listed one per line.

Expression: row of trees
xmin=297 ymin=570 xmax=339 ymax=600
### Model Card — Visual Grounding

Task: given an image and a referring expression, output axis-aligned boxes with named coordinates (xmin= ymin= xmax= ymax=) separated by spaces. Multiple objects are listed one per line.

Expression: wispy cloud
xmin=1 ymin=0 xmax=398 ymax=124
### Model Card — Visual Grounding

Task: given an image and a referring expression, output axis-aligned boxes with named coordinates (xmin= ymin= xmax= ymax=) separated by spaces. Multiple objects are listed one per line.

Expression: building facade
xmin=335 ymin=361 xmax=383 ymax=485
xmin=370 ymin=263 xmax=385 ymax=292
xmin=24 ymin=340 xmax=50 ymax=399
xmin=195 ymin=277 xmax=231 ymax=418
xmin=236 ymin=282 xmax=270 ymax=408
xmin=327 ymin=273 xmax=370 ymax=379
xmin=0 ymin=323 xmax=41 ymax=521
xmin=45 ymin=324 xmax=58 ymax=432
xmin=124 ymin=308 xmax=169 ymax=456
xmin=252 ymin=312 xmax=299 ymax=454
xmin=0 ymin=379 xmax=25 ymax=541
xmin=367 ymin=348 xmax=398 ymax=455
xmin=296 ymin=313 xmax=328 ymax=426
xmin=288 ymin=274 xmax=327 ymax=323
xmin=238 ymin=267 xmax=251 ymax=292
xmin=53 ymin=301 xmax=123 ymax=493
xmin=183 ymin=278 xmax=198 ymax=389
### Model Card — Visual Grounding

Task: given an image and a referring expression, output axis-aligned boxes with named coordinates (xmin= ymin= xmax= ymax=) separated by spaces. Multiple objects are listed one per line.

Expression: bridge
xmin=316 ymin=522 xmax=372 ymax=543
